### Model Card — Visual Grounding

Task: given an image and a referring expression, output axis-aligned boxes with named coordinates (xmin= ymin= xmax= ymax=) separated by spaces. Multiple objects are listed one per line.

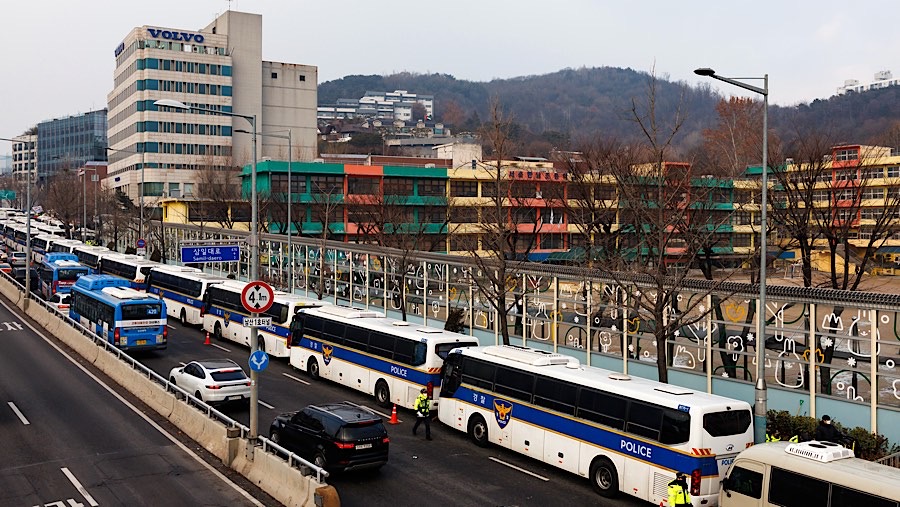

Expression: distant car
xmin=168 ymin=359 xmax=251 ymax=405
xmin=0 ymin=262 xmax=11 ymax=274
xmin=269 ymin=402 xmax=390 ymax=472
xmin=48 ymin=292 xmax=70 ymax=313
xmin=9 ymin=251 xmax=27 ymax=267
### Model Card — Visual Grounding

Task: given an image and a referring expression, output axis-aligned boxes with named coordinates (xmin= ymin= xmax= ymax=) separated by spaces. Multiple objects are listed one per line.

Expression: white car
xmin=169 ymin=359 xmax=251 ymax=405
xmin=9 ymin=251 xmax=27 ymax=267
xmin=48 ymin=292 xmax=70 ymax=313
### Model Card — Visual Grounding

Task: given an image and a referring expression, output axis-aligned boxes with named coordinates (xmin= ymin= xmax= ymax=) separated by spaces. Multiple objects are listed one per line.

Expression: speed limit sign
xmin=241 ymin=281 xmax=274 ymax=314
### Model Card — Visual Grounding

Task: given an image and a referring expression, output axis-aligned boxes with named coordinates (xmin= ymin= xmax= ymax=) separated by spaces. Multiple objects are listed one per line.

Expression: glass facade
xmin=36 ymin=110 xmax=108 ymax=180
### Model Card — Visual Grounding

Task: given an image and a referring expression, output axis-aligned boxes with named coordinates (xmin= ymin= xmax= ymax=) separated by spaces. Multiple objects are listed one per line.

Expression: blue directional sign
xmin=249 ymin=350 xmax=269 ymax=372
xmin=180 ymin=245 xmax=240 ymax=263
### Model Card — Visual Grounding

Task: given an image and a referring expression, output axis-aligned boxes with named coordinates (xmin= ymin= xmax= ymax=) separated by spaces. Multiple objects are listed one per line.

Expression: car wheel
xmin=313 ymin=451 xmax=327 ymax=469
xmin=307 ymin=357 xmax=320 ymax=380
xmin=374 ymin=379 xmax=391 ymax=408
xmin=214 ymin=322 xmax=223 ymax=341
xmin=169 ymin=376 xmax=176 ymax=385
xmin=180 ymin=308 xmax=187 ymax=324
xmin=195 ymin=390 xmax=203 ymax=402
xmin=589 ymin=458 xmax=619 ymax=498
xmin=468 ymin=414 xmax=489 ymax=447
xmin=270 ymin=429 xmax=281 ymax=445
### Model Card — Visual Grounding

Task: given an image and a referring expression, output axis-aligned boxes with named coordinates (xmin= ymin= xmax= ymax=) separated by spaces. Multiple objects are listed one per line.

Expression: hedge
xmin=766 ymin=409 xmax=899 ymax=461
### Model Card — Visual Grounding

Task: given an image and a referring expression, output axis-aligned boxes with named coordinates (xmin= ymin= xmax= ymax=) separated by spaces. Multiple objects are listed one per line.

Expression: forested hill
xmin=318 ymin=67 xmax=900 ymax=154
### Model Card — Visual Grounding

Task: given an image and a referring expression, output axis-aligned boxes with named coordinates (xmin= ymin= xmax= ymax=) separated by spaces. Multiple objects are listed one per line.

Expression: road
xmin=141 ymin=318 xmax=651 ymax=507
xmin=0 ymin=298 xmax=265 ymax=507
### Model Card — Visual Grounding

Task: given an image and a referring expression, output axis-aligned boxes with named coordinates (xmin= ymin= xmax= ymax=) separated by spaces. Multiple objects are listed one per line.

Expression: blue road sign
xmin=249 ymin=350 xmax=269 ymax=372
xmin=181 ymin=245 xmax=240 ymax=263
xmin=137 ymin=238 xmax=146 ymax=248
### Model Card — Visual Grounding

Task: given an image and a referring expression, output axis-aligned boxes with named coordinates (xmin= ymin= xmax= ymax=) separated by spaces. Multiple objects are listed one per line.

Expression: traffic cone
xmin=388 ymin=404 xmax=399 ymax=425
xmin=204 ymin=331 xmax=211 ymax=345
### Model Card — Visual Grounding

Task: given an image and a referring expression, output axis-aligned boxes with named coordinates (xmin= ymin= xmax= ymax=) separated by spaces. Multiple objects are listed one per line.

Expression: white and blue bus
xmin=201 ymin=280 xmax=325 ymax=358
xmin=72 ymin=245 xmax=114 ymax=271
xmin=147 ymin=265 xmax=225 ymax=325
xmin=37 ymin=253 xmax=89 ymax=300
xmin=437 ymin=345 xmax=754 ymax=505
xmin=70 ymin=274 xmax=167 ymax=352
xmin=31 ymin=233 xmax=59 ymax=265
xmin=98 ymin=253 xmax=159 ymax=290
xmin=49 ymin=239 xmax=85 ymax=255
xmin=288 ymin=305 xmax=480 ymax=410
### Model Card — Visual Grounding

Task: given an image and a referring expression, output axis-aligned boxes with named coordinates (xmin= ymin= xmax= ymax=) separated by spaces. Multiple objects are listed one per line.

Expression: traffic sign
xmin=249 ymin=350 xmax=269 ymax=372
xmin=137 ymin=238 xmax=146 ymax=248
xmin=241 ymin=281 xmax=274 ymax=314
xmin=181 ymin=245 xmax=240 ymax=263
xmin=243 ymin=316 xmax=272 ymax=327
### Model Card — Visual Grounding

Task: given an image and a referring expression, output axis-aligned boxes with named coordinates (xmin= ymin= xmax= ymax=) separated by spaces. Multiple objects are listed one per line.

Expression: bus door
xmin=720 ymin=459 xmax=766 ymax=507
xmin=289 ymin=313 xmax=304 ymax=347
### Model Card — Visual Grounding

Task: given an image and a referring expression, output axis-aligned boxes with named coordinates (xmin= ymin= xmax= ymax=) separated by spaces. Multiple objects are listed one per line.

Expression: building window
xmin=347 ymin=177 xmax=379 ymax=195
xmin=450 ymin=207 xmax=478 ymax=223
xmin=888 ymin=166 xmax=900 ymax=178
xmin=183 ymin=183 xmax=194 ymax=196
xmin=271 ymin=72 xmax=278 ymax=79
xmin=417 ymin=179 xmax=445 ymax=197
xmin=299 ymin=75 xmax=306 ymax=82
xmin=309 ymin=175 xmax=343 ymax=194
xmin=142 ymin=182 xmax=164 ymax=197
xmin=168 ymin=182 xmax=180 ymax=198
xmin=450 ymin=180 xmax=478 ymax=197
xmin=384 ymin=177 xmax=413 ymax=196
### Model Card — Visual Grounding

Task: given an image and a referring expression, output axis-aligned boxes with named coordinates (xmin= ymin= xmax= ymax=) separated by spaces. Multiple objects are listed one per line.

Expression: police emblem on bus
xmin=322 ymin=345 xmax=334 ymax=365
xmin=494 ymin=399 xmax=513 ymax=429
xmin=223 ymin=311 xmax=231 ymax=327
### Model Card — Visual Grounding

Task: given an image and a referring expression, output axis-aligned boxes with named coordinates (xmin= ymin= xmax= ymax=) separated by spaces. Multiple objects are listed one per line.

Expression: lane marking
xmin=167 ymin=324 xmax=176 ymax=330
xmin=7 ymin=401 xmax=30 ymax=425
xmin=282 ymin=372 xmax=309 ymax=385
xmin=489 ymin=457 xmax=550 ymax=481
xmin=61 ymin=467 xmax=99 ymax=506
xmin=0 ymin=298 xmax=265 ymax=507
xmin=209 ymin=343 xmax=230 ymax=352
xmin=365 ymin=406 xmax=397 ymax=421
xmin=258 ymin=400 xmax=274 ymax=409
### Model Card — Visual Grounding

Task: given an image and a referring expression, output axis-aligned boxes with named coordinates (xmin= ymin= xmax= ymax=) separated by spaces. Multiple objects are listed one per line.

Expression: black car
xmin=269 ymin=402 xmax=389 ymax=472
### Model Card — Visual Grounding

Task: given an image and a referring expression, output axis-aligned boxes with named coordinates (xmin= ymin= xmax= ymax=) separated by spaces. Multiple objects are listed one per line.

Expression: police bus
xmin=98 ymin=253 xmax=159 ymax=290
xmin=50 ymin=239 xmax=86 ymax=256
xmin=31 ymin=233 xmax=59 ymax=265
xmin=37 ymin=253 xmax=89 ymax=300
xmin=70 ymin=274 xmax=167 ymax=352
xmin=201 ymin=280 xmax=324 ymax=358
xmin=72 ymin=245 xmax=114 ymax=271
xmin=288 ymin=305 xmax=480 ymax=410
xmin=437 ymin=345 xmax=754 ymax=504
xmin=146 ymin=265 xmax=225 ymax=325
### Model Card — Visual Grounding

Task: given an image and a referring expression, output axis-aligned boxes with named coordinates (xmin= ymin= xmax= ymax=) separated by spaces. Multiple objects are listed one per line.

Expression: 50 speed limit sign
xmin=241 ymin=281 xmax=274 ymax=314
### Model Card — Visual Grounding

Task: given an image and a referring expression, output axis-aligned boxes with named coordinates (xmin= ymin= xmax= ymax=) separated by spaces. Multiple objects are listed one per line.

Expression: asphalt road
xmin=141 ymin=318 xmax=651 ymax=507
xmin=0 ymin=298 xmax=264 ymax=507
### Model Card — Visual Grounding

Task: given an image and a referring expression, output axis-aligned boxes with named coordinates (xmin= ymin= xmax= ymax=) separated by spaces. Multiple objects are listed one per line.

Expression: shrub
xmin=766 ymin=410 xmax=899 ymax=461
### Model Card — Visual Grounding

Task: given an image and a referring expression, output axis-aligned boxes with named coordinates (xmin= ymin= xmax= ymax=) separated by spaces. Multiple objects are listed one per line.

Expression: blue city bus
xmin=69 ymin=274 xmax=168 ymax=352
xmin=37 ymin=252 xmax=89 ymax=300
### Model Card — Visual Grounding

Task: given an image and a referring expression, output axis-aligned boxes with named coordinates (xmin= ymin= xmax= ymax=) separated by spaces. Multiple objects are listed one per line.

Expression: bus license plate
xmin=356 ymin=443 xmax=372 ymax=449
xmin=136 ymin=339 xmax=147 ymax=345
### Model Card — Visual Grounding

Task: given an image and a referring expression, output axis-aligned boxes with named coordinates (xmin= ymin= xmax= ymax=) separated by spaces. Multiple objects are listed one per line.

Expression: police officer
xmin=815 ymin=415 xmax=841 ymax=443
xmin=412 ymin=388 xmax=432 ymax=440
xmin=668 ymin=472 xmax=692 ymax=507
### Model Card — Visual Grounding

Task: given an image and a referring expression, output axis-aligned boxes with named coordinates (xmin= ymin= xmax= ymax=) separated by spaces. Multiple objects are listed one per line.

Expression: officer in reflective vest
xmin=412 ymin=388 xmax=432 ymax=440
xmin=668 ymin=472 xmax=692 ymax=507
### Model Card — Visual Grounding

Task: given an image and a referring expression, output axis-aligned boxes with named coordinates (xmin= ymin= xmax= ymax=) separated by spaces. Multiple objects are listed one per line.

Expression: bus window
xmin=832 ymin=484 xmax=898 ymax=507
xmin=411 ymin=342 xmax=427 ymax=366
xmin=289 ymin=314 xmax=304 ymax=346
xmin=703 ymin=409 xmax=752 ymax=437
xmin=441 ymin=354 xmax=463 ymax=396
xmin=770 ymin=468 xmax=829 ymax=506
xmin=724 ymin=466 xmax=763 ymax=499
xmin=660 ymin=409 xmax=691 ymax=445
xmin=122 ymin=303 xmax=161 ymax=320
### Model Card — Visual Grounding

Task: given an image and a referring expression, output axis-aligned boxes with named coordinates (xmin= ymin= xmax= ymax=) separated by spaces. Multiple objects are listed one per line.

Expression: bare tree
xmin=194 ymin=166 xmax=242 ymax=229
xmin=43 ymin=172 xmax=82 ymax=238
xmin=308 ymin=176 xmax=344 ymax=300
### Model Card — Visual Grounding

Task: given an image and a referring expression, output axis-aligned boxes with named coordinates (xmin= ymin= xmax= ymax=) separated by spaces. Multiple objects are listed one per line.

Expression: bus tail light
xmin=426 ymin=381 xmax=434 ymax=398
xmin=163 ymin=326 xmax=168 ymax=341
xmin=690 ymin=469 xmax=702 ymax=496
xmin=52 ymin=280 xmax=59 ymax=293
xmin=113 ymin=327 xmax=121 ymax=345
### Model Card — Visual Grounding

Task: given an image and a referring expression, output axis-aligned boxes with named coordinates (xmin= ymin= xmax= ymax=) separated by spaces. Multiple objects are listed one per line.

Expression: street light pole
xmin=695 ymin=68 xmax=769 ymax=443
xmin=154 ymin=98 xmax=262 ymax=446
xmin=2 ymin=137 xmax=33 ymax=303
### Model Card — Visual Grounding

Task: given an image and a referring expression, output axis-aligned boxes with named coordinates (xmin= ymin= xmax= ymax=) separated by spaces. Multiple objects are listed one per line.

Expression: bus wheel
xmin=374 ymin=380 xmax=391 ymax=408
xmin=180 ymin=308 xmax=187 ymax=324
xmin=589 ymin=457 xmax=619 ymax=498
xmin=468 ymin=414 xmax=489 ymax=447
xmin=214 ymin=323 xmax=223 ymax=341
xmin=307 ymin=357 xmax=320 ymax=380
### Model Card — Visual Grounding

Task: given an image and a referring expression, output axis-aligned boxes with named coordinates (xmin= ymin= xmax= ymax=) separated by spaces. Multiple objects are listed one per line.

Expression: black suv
xmin=269 ymin=402 xmax=389 ymax=472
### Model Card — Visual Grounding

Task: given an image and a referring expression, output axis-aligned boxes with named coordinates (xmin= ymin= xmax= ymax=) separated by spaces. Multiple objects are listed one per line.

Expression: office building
xmin=34 ymin=110 xmax=108 ymax=182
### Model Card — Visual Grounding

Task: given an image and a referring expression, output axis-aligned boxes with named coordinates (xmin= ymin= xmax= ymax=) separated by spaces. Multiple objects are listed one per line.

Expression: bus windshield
xmin=122 ymin=303 xmax=162 ymax=320
xmin=435 ymin=342 xmax=479 ymax=360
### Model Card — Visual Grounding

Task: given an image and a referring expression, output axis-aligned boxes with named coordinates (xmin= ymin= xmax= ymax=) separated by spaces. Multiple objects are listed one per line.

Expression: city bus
xmin=5 ymin=223 xmax=27 ymax=252
xmin=201 ymin=280 xmax=324 ymax=358
xmin=37 ymin=253 xmax=89 ymax=300
xmin=31 ymin=233 xmax=59 ymax=265
xmin=99 ymin=253 xmax=159 ymax=290
xmin=146 ymin=265 xmax=225 ymax=325
xmin=288 ymin=305 xmax=480 ymax=410
xmin=50 ymin=239 xmax=86 ymax=256
xmin=720 ymin=440 xmax=900 ymax=506
xmin=437 ymin=345 xmax=755 ymax=504
xmin=69 ymin=274 xmax=167 ymax=352
xmin=72 ymin=245 xmax=114 ymax=271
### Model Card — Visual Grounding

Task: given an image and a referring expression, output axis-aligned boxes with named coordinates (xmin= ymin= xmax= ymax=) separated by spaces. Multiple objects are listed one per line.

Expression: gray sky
xmin=2 ymin=0 xmax=898 ymax=144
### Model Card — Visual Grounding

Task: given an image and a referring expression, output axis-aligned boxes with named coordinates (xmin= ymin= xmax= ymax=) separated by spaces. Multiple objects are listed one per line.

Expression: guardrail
xmin=8 ymin=275 xmax=330 ymax=484
xmin=877 ymin=450 xmax=900 ymax=469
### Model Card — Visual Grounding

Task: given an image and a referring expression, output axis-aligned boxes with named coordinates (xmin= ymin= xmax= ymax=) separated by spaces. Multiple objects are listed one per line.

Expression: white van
xmin=720 ymin=440 xmax=900 ymax=506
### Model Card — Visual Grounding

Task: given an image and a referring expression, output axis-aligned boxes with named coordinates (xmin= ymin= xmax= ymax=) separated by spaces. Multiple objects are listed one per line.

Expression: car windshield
xmin=121 ymin=303 xmax=162 ymax=320
xmin=338 ymin=421 xmax=387 ymax=440
xmin=210 ymin=370 xmax=247 ymax=382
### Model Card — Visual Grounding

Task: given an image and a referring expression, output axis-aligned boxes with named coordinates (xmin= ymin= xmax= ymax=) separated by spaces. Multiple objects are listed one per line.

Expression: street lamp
xmin=153 ymin=98 xmax=263 ymax=444
xmin=2 ymin=136 xmax=34 ymax=304
xmin=79 ymin=165 xmax=99 ymax=243
xmin=695 ymin=67 xmax=768 ymax=443
xmin=237 ymin=128 xmax=293 ymax=293
xmin=107 ymin=147 xmax=146 ymax=256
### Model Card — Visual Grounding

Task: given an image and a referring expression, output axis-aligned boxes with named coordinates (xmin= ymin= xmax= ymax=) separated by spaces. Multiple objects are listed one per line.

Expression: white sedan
xmin=169 ymin=359 xmax=251 ymax=405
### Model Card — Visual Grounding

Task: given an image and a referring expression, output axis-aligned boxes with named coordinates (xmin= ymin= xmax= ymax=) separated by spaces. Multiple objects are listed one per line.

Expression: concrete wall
xmin=4 ymin=276 xmax=337 ymax=507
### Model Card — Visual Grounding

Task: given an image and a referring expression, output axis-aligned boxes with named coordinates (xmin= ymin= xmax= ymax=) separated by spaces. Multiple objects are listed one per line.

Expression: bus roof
xmin=453 ymin=345 xmax=750 ymax=412
xmin=736 ymin=441 xmax=900 ymax=493
xmin=100 ymin=286 xmax=152 ymax=300
xmin=75 ymin=274 xmax=131 ymax=290
xmin=104 ymin=253 xmax=159 ymax=266
xmin=302 ymin=305 xmax=479 ymax=344
xmin=45 ymin=252 xmax=79 ymax=263
xmin=49 ymin=259 xmax=84 ymax=269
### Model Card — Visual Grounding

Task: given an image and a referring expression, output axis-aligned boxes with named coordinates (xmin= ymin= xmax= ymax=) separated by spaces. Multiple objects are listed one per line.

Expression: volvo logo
xmin=148 ymin=28 xmax=205 ymax=44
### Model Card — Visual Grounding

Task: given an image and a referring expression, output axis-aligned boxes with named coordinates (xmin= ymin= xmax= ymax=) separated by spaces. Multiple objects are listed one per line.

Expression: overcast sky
xmin=2 ymin=0 xmax=898 ymax=147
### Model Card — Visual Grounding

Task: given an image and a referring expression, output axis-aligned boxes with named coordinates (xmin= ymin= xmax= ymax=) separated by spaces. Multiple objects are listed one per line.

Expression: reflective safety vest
xmin=414 ymin=393 xmax=430 ymax=416
xmin=668 ymin=480 xmax=691 ymax=506
xmin=766 ymin=433 xmax=781 ymax=442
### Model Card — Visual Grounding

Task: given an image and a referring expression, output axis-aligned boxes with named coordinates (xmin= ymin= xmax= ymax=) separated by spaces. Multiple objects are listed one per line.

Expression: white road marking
xmin=0 ymin=298 xmax=265 ymax=507
xmin=167 ymin=324 xmax=176 ymax=330
xmin=209 ymin=343 xmax=230 ymax=352
xmin=365 ymin=406 xmax=396 ymax=421
xmin=61 ymin=467 xmax=99 ymax=506
xmin=258 ymin=400 xmax=274 ymax=409
xmin=282 ymin=372 xmax=309 ymax=385
xmin=7 ymin=401 xmax=29 ymax=425
xmin=489 ymin=457 xmax=550 ymax=481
